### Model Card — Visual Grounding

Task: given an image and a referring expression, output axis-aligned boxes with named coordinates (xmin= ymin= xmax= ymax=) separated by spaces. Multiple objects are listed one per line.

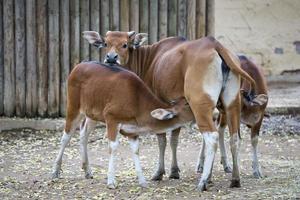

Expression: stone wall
xmin=215 ymin=0 xmax=300 ymax=76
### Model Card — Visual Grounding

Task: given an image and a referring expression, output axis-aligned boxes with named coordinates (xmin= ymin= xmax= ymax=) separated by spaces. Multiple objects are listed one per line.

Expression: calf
xmin=196 ymin=55 xmax=268 ymax=178
xmin=51 ymin=61 xmax=193 ymax=188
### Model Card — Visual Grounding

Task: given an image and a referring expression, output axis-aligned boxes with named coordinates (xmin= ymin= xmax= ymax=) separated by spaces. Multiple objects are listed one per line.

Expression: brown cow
xmin=198 ymin=55 xmax=268 ymax=178
xmin=51 ymin=61 xmax=193 ymax=188
xmin=82 ymin=31 xmax=266 ymax=191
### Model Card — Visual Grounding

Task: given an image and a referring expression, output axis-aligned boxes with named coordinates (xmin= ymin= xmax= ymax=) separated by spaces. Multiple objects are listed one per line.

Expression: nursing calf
xmin=51 ymin=62 xmax=193 ymax=188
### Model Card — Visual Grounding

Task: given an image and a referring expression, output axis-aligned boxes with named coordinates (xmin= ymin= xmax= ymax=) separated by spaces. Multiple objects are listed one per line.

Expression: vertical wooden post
xmin=149 ymin=0 xmax=158 ymax=43
xmin=196 ymin=0 xmax=206 ymax=38
xmin=15 ymin=0 xmax=26 ymax=117
xmin=80 ymin=0 xmax=90 ymax=61
xmin=3 ymin=0 xmax=15 ymax=116
xmin=60 ymin=0 xmax=70 ymax=116
xmin=159 ymin=0 xmax=168 ymax=40
xmin=206 ymin=0 xmax=214 ymax=36
xmin=177 ymin=0 xmax=187 ymax=37
xmin=100 ymin=0 xmax=110 ymax=60
xmin=187 ymin=0 xmax=196 ymax=40
xmin=0 ymin=0 xmax=4 ymax=115
xmin=90 ymin=0 xmax=100 ymax=60
xmin=139 ymin=0 xmax=148 ymax=35
xmin=120 ymin=0 xmax=129 ymax=31
xmin=48 ymin=0 xmax=60 ymax=117
xmin=70 ymin=0 xmax=80 ymax=69
xmin=168 ymin=0 xmax=177 ymax=36
xmin=111 ymin=0 xmax=119 ymax=31
xmin=26 ymin=0 xmax=38 ymax=117
xmin=130 ymin=0 xmax=139 ymax=32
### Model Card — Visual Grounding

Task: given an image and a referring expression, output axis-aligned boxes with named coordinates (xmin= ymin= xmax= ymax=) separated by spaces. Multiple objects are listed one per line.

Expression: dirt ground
xmin=0 ymin=115 xmax=300 ymax=199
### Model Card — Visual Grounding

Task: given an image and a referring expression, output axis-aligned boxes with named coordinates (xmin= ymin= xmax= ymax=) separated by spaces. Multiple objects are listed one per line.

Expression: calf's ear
xmin=82 ymin=31 xmax=105 ymax=48
xmin=151 ymin=108 xmax=176 ymax=120
xmin=252 ymin=94 xmax=268 ymax=106
xmin=129 ymin=32 xmax=148 ymax=49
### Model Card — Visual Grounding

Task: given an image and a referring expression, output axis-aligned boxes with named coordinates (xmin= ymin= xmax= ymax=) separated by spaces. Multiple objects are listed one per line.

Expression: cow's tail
xmin=214 ymin=39 xmax=256 ymax=92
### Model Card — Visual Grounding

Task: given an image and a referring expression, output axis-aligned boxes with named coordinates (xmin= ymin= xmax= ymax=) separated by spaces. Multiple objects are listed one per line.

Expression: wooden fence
xmin=0 ymin=0 xmax=214 ymax=117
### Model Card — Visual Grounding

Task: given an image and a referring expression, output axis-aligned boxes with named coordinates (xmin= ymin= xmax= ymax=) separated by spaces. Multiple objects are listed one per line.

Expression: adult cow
xmin=82 ymin=31 xmax=263 ymax=191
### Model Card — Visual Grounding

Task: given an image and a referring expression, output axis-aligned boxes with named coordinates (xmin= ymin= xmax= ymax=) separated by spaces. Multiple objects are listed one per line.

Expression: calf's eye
xmin=122 ymin=43 xmax=128 ymax=48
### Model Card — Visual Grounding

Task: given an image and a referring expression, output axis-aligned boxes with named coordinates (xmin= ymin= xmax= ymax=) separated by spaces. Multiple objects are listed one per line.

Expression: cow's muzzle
xmin=105 ymin=52 xmax=119 ymax=64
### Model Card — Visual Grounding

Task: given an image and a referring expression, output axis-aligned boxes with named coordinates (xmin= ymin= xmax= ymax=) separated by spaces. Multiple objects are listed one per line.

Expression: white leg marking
xmin=230 ymin=133 xmax=241 ymax=182
xmin=196 ymin=137 xmax=205 ymax=173
xmin=251 ymin=135 xmax=263 ymax=178
xmin=197 ymin=132 xmax=219 ymax=191
xmin=219 ymin=126 xmax=232 ymax=173
xmin=52 ymin=131 xmax=72 ymax=178
xmin=107 ymin=140 xmax=119 ymax=188
xmin=129 ymin=138 xmax=148 ymax=187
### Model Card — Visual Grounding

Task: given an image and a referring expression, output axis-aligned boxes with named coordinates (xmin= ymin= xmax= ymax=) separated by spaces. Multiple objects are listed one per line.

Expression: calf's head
xmin=82 ymin=31 xmax=148 ymax=65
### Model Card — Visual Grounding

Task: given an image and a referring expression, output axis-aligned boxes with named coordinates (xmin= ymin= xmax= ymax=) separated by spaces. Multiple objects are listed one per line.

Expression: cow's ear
xmin=151 ymin=108 xmax=176 ymax=120
xmin=132 ymin=33 xmax=148 ymax=49
xmin=82 ymin=31 xmax=105 ymax=48
xmin=252 ymin=94 xmax=268 ymax=106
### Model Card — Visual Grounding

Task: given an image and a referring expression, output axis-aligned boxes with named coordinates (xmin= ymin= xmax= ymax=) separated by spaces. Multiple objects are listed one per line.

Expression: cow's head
xmin=82 ymin=31 xmax=148 ymax=65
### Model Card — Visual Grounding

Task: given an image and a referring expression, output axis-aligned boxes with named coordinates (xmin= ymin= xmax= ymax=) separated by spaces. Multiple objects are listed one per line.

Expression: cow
xmin=82 ymin=31 xmax=266 ymax=191
xmin=196 ymin=55 xmax=268 ymax=178
xmin=51 ymin=61 xmax=194 ymax=188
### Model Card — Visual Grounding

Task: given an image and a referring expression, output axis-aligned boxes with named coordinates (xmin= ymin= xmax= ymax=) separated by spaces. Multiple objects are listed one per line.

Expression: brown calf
xmin=82 ymin=31 xmax=261 ymax=191
xmin=51 ymin=62 xmax=193 ymax=188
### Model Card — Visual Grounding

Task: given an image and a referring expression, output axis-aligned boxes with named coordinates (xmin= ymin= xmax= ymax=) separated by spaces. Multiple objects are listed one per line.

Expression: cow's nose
xmin=105 ymin=52 xmax=118 ymax=64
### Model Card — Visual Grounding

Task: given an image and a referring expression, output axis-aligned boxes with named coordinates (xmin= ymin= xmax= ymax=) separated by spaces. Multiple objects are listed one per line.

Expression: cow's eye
xmin=122 ymin=43 xmax=128 ymax=48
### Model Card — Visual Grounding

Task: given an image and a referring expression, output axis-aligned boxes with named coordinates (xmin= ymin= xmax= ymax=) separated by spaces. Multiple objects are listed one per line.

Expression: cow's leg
xmin=169 ymin=128 xmax=181 ymax=179
xmin=128 ymin=136 xmax=148 ymax=187
xmin=52 ymin=113 xmax=83 ymax=179
xmin=151 ymin=133 xmax=166 ymax=181
xmin=218 ymin=114 xmax=232 ymax=173
xmin=196 ymin=138 xmax=205 ymax=173
xmin=106 ymin=120 xmax=120 ymax=189
xmin=251 ymin=119 xmax=263 ymax=178
xmin=79 ymin=118 xmax=96 ymax=179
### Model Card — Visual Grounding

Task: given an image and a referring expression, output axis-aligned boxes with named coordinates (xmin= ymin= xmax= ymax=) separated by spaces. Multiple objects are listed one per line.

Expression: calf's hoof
xmin=253 ymin=169 xmax=263 ymax=179
xmin=224 ymin=166 xmax=232 ymax=173
xmin=197 ymin=181 xmax=208 ymax=192
xmin=169 ymin=168 xmax=180 ymax=179
xmin=151 ymin=171 xmax=165 ymax=181
xmin=139 ymin=181 xmax=148 ymax=188
xmin=85 ymin=171 xmax=93 ymax=179
xmin=107 ymin=183 xmax=117 ymax=189
xmin=51 ymin=170 xmax=61 ymax=179
xmin=196 ymin=166 xmax=203 ymax=173
xmin=230 ymin=179 xmax=241 ymax=188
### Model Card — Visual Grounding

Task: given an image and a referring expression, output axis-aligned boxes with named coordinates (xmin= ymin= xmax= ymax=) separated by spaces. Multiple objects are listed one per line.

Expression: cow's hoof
xmin=224 ymin=166 xmax=232 ymax=173
xmin=253 ymin=170 xmax=263 ymax=179
xmin=139 ymin=181 xmax=148 ymax=188
xmin=51 ymin=170 xmax=60 ymax=179
xmin=85 ymin=171 xmax=93 ymax=179
xmin=169 ymin=168 xmax=180 ymax=179
xmin=197 ymin=181 xmax=208 ymax=192
xmin=196 ymin=165 xmax=203 ymax=173
xmin=151 ymin=171 xmax=165 ymax=181
xmin=230 ymin=179 xmax=241 ymax=188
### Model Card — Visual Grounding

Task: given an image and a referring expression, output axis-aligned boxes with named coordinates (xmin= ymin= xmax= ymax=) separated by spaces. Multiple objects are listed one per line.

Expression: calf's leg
xmin=196 ymin=138 xmax=205 ymax=173
xmin=218 ymin=114 xmax=232 ymax=173
xmin=151 ymin=133 xmax=166 ymax=181
xmin=251 ymin=119 xmax=263 ymax=178
xmin=169 ymin=128 xmax=181 ymax=179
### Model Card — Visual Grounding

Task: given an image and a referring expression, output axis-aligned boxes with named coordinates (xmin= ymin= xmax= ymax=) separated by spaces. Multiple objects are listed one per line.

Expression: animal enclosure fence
xmin=0 ymin=0 xmax=214 ymax=117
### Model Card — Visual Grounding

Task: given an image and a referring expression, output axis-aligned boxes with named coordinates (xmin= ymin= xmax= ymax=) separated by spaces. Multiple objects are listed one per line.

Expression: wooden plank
xmin=26 ymin=0 xmax=38 ymax=117
xmin=167 ymin=0 xmax=177 ymax=36
xmin=130 ymin=0 xmax=139 ymax=31
xmin=48 ymin=0 xmax=60 ymax=117
xmin=149 ymin=0 xmax=158 ymax=43
xmin=100 ymin=0 xmax=110 ymax=60
xmin=139 ymin=0 xmax=148 ymax=34
xmin=159 ymin=0 xmax=168 ymax=40
xmin=60 ymin=0 xmax=70 ymax=116
xmin=0 ymin=0 xmax=4 ymax=115
xmin=80 ymin=0 xmax=90 ymax=61
xmin=110 ymin=0 xmax=119 ymax=31
xmin=187 ymin=0 xmax=196 ymax=40
xmin=177 ymin=0 xmax=187 ymax=37
xmin=15 ymin=0 xmax=26 ymax=117
xmin=90 ymin=0 xmax=100 ymax=60
xmin=37 ymin=0 xmax=48 ymax=117
xmin=70 ymin=0 xmax=80 ymax=69
xmin=3 ymin=0 xmax=15 ymax=116
xmin=120 ymin=0 xmax=129 ymax=31
xmin=206 ymin=0 xmax=215 ymax=36
xmin=196 ymin=0 xmax=206 ymax=38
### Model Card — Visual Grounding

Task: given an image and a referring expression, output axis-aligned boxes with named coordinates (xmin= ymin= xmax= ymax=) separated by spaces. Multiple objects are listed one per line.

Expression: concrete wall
xmin=215 ymin=0 xmax=300 ymax=76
